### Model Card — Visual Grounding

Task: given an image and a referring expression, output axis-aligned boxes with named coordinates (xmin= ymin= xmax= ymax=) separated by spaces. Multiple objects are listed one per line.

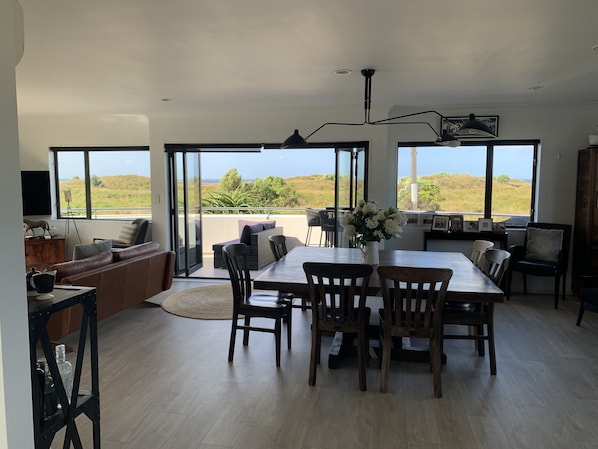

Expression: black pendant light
xmin=281 ymin=69 xmax=495 ymax=148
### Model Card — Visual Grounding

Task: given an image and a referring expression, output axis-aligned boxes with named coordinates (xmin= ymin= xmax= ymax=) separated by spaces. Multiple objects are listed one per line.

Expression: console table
xmin=28 ymin=286 xmax=100 ymax=449
xmin=25 ymin=237 xmax=66 ymax=271
xmin=423 ymin=231 xmax=509 ymax=251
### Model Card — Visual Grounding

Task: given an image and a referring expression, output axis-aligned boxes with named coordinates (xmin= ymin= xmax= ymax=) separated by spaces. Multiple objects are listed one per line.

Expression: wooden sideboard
xmin=24 ymin=238 xmax=66 ymax=271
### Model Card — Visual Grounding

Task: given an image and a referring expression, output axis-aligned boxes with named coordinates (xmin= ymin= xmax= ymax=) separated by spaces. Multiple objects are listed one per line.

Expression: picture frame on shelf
xmin=404 ymin=213 xmax=419 ymax=228
xmin=493 ymin=221 xmax=506 ymax=232
xmin=419 ymin=213 xmax=434 ymax=230
xmin=449 ymin=215 xmax=464 ymax=232
xmin=440 ymin=115 xmax=499 ymax=138
xmin=478 ymin=218 xmax=493 ymax=232
xmin=432 ymin=215 xmax=450 ymax=232
xmin=465 ymin=220 xmax=479 ymax=232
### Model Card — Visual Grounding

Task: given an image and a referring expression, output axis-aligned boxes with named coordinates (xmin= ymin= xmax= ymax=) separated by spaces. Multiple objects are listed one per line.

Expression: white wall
xmin=0 ymin=0 xmax=35 ymax=446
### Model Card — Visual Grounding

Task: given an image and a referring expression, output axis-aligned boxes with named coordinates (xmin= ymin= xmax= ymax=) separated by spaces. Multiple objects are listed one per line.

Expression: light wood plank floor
xmin=54 ymin=280 xmax=598 ymax=449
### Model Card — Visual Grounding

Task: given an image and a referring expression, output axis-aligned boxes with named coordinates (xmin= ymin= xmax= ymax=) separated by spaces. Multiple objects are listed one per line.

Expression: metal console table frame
xmin=28 ymin=286 xmax=100 ymax=449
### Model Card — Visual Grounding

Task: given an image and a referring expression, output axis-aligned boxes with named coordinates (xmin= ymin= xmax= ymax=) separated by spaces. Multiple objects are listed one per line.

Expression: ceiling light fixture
xmin=281 ymin=68 xmax=496 ymax=148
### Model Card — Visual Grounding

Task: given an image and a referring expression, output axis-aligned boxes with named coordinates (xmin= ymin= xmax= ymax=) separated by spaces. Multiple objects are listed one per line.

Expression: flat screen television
xmin=21 ymin=170 xmax=52 ymax=216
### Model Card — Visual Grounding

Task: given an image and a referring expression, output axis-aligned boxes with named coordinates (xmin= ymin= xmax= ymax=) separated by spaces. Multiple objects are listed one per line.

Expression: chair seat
xmin=242 ymin=294 xmax=291 ymax=310
xmin=511 ymin=259 xmax=558 ymax=276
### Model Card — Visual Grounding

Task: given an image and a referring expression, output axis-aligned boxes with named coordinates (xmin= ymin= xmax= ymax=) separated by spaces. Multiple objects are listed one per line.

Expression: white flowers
xmin=342 ymin=200 xmax=404 ymax=247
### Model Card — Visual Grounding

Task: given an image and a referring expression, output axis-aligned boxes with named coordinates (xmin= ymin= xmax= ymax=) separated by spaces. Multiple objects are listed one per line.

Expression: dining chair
xmin=303 ymin=262 xmax=373 ymax=391
xmin=269 ymin=235 xmax=310 ymax=311
xmin=442 ymin=248 xmax=511 ymax=375
xmin=470 ymin=239 xmax=494 ymax=268
xmin=377 ymin=265 xmax=453 ymax=398
xmin=506 ymin=222 xmax=572 ymax=309
xmin=268 ymin=234 xmax=288 ymax=261
xmin=223 ymin=243 xmax=293 ymax=367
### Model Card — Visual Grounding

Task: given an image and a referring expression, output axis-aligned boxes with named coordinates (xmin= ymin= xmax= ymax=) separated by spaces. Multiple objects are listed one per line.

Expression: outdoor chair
xmin=506 ymin=222 xmax=572 ymax=309
xmin=303 ymin=262 xmax=373 ymax=391
xmin=94 ymin=218 xmax=150 ymax=248
xmin=442 ymin=248 xmax=511 ymax=375
xmin=223 ymin=243 xmax=293 ymax=367
xmin=377 ymin=265 xmax=453 ymax=398
xmin=304 ymin=208 xmax=322 ymax=246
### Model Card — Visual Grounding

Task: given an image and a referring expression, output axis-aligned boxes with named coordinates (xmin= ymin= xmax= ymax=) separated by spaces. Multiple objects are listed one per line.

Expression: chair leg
xmin=522 ymin=273 xmax=528 ymax=294
xmin=554 ymin=276 xmax=560 ymax=310
xmin=576 ymin=302 xmax=585 ymax=326
xmin=379 ymin=332 xmax=391 ymax=393
xmin=305 ymin=227 xmax=312 ymax=246
xmin=309 ymin=326 xmax=319 ymax=386
xmin=275 ymin=317 xmax=281 ymax=367
xmin=357 ymin=328 xmax=367 ymax=391
xmin=431 ymin=337 xmax=442 ymax=398
xmin=243 ymin=316 xmax=250 ymax=345
xmin=286 ymin=306 xmax=292 ymax=350
xmin=228 ymin=315 xmax=238 ymax=362
xmin=487 ymin=304 xmax=496 ymax=375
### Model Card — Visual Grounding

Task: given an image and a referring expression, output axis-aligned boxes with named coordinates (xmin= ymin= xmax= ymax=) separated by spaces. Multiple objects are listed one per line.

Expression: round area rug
xmin=161 ymin=284 xmax=232 ymax=320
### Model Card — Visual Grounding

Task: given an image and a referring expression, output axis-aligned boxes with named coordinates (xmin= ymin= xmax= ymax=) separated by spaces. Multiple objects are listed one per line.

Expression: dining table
xmin=253 ymin=246 xmax=505 ymax=367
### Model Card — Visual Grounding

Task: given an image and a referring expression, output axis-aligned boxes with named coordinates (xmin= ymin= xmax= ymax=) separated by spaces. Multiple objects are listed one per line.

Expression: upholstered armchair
xmin=505 ymin=222 xmax=572 ymax=309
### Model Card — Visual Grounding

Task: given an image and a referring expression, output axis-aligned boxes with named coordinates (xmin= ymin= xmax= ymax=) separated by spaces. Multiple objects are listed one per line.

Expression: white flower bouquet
xmin=341 ymin=200 xmax=404 ymax=247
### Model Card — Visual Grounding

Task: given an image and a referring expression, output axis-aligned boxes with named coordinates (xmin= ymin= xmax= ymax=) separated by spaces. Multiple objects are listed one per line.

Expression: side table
xmin=28 ymin=286 xmax=100 ymax=449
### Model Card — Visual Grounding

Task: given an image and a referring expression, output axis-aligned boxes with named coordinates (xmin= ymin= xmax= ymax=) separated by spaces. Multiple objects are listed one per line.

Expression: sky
xmin=57 ymin=144 xmax=534 ymax=182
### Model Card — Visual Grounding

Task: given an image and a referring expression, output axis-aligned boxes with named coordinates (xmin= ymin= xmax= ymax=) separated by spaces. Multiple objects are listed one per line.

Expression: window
xmin=52 ymin=146 xmax=151 ymax=219
xmin=397 ymin=140 xmax=537 ymax=227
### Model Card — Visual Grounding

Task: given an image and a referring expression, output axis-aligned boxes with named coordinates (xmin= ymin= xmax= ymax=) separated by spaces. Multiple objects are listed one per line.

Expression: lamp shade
xmin=281 ymin=129 xmax=307 ymax=148
xmin=456 ymin=114 xmax=496 ymax=138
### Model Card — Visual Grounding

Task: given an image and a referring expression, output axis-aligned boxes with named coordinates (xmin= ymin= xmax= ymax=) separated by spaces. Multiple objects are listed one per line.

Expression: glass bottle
xmin=55 ymin=344 xmax=73 ymax=404
xmin=38 ymin=359 xmax=58 ymax=421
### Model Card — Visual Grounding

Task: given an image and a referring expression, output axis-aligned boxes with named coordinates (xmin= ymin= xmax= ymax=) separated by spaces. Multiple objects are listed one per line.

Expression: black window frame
xmin=51 ymin=146 xmax=150 ymax=220
xmin=397 ymin=139 xmax=539 ymax=228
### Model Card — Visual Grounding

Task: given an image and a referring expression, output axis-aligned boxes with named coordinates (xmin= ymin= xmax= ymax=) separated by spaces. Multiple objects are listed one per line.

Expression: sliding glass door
xmin=168 ymin=152 xmax=202 ymax=276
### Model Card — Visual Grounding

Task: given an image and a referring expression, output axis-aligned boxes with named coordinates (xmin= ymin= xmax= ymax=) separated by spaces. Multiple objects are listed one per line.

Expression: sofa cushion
xmin=525 ymin=227 xmax=563 ymax=262
xmin=73 ymin=239 xmax=112 ymax=260
xmin=51 ymin=250 xmax=114 ymax=282
xmin=240 ymin=224 xmax=264 ymax=245
xmin=112 ymin=241 xmax=160 ymax=262
xmin=118 ymin=223 xmax=138 ymax=245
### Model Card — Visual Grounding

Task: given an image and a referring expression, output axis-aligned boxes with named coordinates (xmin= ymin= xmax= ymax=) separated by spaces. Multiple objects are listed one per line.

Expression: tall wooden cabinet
xmin=572 ymin=147 xmax=598 ymax=293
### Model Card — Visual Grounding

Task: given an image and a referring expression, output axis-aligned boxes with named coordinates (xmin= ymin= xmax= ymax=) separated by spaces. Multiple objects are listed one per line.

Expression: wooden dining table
xmin=254 ymin=246 xmax=504 ymax=301
xmin=253 ymin=246 xmax=505 ymax=367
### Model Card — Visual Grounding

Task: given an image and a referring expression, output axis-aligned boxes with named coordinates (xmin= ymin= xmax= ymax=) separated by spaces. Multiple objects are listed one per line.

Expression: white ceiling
xmin=14 ymin=0 xmax=598 ymax=116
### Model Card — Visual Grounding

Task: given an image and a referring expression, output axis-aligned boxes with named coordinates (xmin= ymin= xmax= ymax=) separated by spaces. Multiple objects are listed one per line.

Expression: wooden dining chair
xmin=470 ymin=239 xmax=494 ymax=268
xmin=442 ymin=248 xmax=511 ymax=375
xmin=303 ymin=262 xmax=373 ymax=391
xmin=268 ymin=234 xmax=288 ymax=261
xmin=269 ymin=234 xmax=310 ymax=311
xmin=223 ymin=243 xmax=293 ymax=367
xmin=377 ymin=265 xmax=453 ymax=398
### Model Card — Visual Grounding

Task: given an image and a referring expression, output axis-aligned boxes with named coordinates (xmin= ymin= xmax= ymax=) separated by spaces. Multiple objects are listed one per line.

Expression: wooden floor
xmin=55 ymin=280 xmax=598 ymax=449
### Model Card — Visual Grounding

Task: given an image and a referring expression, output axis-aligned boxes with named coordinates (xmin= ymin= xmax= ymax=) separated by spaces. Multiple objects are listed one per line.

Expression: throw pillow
xmin=73 ymin=239 xmax=112 ymax=260
xmin=118 ymin=223 xmax=138 ymax=245
xmin=525 ymin=228 xmax=564 ymax=262
xmin=240 ymin=224 xmax=264 ymax=245
xmin=262 ymin=220 xmax=276 ymax=230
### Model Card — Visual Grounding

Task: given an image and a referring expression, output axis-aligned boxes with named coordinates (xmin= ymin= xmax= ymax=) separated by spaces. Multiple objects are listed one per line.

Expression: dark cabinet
xmin=572 ymin=147 xmax=598 ymax=293
xmin=25 ymin=238 xmax=66 ymax=271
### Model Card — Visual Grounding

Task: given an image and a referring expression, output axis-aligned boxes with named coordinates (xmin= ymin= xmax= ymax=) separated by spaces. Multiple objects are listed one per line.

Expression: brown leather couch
xmin=46 ymin=242 xmax=175 ymax=340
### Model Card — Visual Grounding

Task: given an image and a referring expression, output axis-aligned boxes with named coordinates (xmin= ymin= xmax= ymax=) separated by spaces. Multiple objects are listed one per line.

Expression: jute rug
xmin=161 ymin=284 xmax=233 ymax=320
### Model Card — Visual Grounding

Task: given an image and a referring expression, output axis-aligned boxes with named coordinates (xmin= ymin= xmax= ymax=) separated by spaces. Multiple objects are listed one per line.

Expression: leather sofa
xmin=212 ymin=220 xmax=283 ymax=270
xmin=46 ymin=242 xmax=175 ymax=340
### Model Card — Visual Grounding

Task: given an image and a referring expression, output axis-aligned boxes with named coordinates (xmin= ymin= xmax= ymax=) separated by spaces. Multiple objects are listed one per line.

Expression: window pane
xmin=88 ymin=151 xmax=151 ymax=218
xmin=492 ymin=145 xmax=534 ymax=226
xmin=397 ymin=145 xmax=486 ymax=220
xmin=57 ymin=151 xmax=86 ymax=218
